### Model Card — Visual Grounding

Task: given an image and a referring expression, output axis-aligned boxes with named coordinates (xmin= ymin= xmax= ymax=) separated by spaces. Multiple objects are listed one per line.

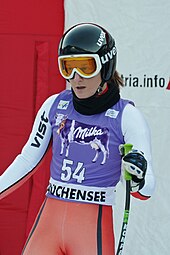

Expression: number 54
xmin=61 ymin=159 xmax=86 ymax=183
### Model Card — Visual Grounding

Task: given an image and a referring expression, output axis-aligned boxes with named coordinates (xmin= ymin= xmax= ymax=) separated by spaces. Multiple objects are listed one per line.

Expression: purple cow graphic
xmin=55 ymin=114 xmax=110 ymax=165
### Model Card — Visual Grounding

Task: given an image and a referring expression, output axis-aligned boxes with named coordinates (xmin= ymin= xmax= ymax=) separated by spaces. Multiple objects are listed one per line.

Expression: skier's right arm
xmin=0 ymin=94 xmax=58 ymax=200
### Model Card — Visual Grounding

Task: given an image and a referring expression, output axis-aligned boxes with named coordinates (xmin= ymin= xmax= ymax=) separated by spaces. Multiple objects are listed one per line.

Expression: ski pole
xmin=116 ymin=143 xmax=133 ymax=255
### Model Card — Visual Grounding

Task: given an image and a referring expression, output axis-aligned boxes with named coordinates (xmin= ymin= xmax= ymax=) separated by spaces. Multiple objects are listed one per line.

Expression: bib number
xmin=61 ymin=159 xmax=86 ymax=183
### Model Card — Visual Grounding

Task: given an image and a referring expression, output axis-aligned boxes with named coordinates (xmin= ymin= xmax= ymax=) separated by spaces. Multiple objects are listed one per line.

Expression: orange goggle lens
xmin=58 ymin=55 xmax=101 ymax=79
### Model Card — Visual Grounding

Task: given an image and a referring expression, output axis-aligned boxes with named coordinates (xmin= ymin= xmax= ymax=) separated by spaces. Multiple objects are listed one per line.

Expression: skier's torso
xmin=46 ymin=90 xmax=131 ymax=205
xmin=0 ymin=90 xmax=154 ymax=203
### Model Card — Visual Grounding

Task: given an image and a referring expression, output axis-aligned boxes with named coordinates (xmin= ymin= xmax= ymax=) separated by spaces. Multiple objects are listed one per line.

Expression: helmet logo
xmin=101 ymin=47 xmax=117 ymax=64
xmin=96 ymin=31 xmax=106 ymax=46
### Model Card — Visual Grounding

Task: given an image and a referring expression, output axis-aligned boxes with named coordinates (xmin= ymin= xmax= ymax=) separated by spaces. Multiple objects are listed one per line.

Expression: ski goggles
xmin=58 ymin=54 xmax=102 ymax=79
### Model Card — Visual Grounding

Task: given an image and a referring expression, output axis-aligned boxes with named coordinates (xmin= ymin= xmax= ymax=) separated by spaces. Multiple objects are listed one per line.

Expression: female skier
xmin=0 ymin=23 xmax=155 ymax=255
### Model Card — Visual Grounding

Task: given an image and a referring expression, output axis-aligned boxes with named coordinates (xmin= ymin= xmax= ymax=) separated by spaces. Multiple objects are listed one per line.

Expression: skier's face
xmin=69 ymin=72 xmax=106 ymax=99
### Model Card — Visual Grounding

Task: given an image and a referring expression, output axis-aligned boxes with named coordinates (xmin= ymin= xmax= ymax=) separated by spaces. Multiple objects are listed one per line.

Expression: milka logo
xmin=56 ymin=116 xmax=110 ymax=164
xmin=74 ymin=126 xmax=103 ymax=140
xmin=101 ymin=47 xmax=117 ymax=64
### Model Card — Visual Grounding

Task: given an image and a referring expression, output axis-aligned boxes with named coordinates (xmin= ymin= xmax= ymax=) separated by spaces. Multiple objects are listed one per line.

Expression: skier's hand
xmin=122 ymin=149 xmax=147 ymax=191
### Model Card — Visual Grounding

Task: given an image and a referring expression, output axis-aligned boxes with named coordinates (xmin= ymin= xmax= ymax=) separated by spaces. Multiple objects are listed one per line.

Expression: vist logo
xmin=31 ymin=111 xmax=48 ymax=148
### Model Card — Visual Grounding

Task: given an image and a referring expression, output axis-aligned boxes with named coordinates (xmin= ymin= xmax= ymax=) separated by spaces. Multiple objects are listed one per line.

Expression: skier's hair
xmin=108 ymin=70 xmax=124 ymax=91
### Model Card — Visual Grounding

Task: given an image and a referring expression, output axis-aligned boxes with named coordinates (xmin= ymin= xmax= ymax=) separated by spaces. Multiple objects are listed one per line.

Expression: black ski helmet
xmin=58 ymin=23 xmax=117 ymax=82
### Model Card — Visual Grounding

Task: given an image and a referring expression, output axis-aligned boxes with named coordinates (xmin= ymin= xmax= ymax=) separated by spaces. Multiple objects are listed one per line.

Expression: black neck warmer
xmin=72 ymin=81 xmax=120 ymax=115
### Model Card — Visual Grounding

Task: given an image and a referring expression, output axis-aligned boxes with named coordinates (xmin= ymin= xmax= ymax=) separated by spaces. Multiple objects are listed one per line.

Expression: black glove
xmin=122 ymin=149 xmax=147 ymax=191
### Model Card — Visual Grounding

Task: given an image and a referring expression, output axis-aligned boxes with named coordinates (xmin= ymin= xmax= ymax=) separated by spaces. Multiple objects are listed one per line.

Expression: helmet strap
xmin=96 ymin=80 xmax=106 ymax=94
